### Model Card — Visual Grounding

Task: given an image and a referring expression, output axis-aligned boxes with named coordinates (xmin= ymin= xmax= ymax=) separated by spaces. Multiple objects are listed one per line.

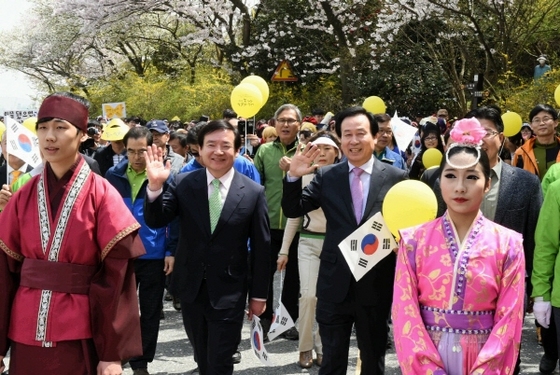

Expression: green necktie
xmin=209 ymin=179 xmax=222 ymax=233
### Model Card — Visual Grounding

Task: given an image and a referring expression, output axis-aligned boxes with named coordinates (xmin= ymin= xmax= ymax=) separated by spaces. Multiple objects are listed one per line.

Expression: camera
xmin=237 ymin=120 xmax=255 ymax=135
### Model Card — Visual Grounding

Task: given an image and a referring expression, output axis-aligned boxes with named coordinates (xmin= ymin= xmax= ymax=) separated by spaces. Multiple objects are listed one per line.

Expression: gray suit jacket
xmin=282 ymin=160 xmax=407 ymax=305
xmin=435 ymin=163 xmax=542 ymax=290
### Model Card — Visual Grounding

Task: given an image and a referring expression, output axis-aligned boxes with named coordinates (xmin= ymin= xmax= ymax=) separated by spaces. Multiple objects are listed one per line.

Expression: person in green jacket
xmin=253 ymin=103 xmax=302 ymax=340
xmin=533 ymin=177 xmax=560 ymax=375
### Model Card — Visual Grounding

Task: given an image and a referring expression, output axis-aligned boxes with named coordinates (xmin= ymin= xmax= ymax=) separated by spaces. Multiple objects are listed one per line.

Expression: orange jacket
xmin=512 ymin=136 xmax=560 ymax=178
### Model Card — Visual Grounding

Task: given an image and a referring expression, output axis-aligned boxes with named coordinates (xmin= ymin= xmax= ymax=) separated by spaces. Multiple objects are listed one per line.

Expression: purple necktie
xmin=351 ymin=168 xmax=364 ymax=224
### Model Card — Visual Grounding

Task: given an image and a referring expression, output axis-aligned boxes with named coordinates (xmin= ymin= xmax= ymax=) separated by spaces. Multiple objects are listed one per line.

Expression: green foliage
xmin=496 ymin=70 xmax=560 ymax=119
xmin=83 ymin=66 xmax=235 ymax=121
xmin=78 ymin=65 xmax=342 ymax=121
xmin=260 ymin=76 xmax=343 ymax=118
xmin=366 ymin=48 xmax=456 ymax=118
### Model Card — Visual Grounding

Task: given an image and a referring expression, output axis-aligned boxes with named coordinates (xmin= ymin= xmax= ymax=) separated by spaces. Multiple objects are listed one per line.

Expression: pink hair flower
xmin=449 ymin=118 xmax=486 ymax=146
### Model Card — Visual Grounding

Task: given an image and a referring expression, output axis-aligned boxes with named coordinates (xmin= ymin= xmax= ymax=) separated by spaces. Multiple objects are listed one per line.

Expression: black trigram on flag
xmin=371 ymin=221 xmax=382 ymax=231
xmin=358 ymin=258 xmax=368 ymax=268
xmin=351 ymin=239 xmax=358 ymax=251
xmin=281 ymin=317 xmax=288 ymax=325
xmin=383 ymin=238 xmax=391 ymax=250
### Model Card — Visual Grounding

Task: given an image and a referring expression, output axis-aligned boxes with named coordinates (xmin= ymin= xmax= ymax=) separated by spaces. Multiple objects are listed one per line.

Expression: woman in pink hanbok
xmin=392 ymin=118 xmax=525 ymax=375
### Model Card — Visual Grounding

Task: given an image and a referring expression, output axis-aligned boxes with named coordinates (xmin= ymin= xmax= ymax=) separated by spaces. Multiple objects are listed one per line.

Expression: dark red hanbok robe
xmin=0 ymin=156 xmax=145 ymax=374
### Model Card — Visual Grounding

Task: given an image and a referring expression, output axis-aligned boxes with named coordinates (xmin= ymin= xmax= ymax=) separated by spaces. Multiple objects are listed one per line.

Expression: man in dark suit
xmin=434 ymin=106 xmax=543 ymax=375
xmin=282 ymin=107 xmax=407 ymax=375
xmin=143 ymin=120 xmax=270 ymax=375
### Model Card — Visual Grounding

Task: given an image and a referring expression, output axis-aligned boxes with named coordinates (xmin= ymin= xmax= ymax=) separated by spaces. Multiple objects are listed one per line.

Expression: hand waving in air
xmin=288 ymin=142 xmax=321 ymax=178
xmin=145 ymin=144 xmax=172 ymax=191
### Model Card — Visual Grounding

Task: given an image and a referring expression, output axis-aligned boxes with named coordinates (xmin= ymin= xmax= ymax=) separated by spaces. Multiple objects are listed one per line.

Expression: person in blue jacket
xmin=105 ymin=126 xmax=178 ymax=375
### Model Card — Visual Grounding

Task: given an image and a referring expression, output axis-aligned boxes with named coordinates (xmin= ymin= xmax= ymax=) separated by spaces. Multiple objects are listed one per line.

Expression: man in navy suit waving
xmin=143 ymin=120 xmax=271 ymax=375
xmin=283 ymin=107 xmax=407 ymax=374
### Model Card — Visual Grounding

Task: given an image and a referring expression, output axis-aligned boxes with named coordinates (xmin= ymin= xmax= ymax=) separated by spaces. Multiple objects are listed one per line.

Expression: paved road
xmin=2 ymin=277 xmax=550 ymax=374
xmin=128 ymin=302 xmax=550 ymax=374
xmin=125 ymin=297 xmax=550 ymax=374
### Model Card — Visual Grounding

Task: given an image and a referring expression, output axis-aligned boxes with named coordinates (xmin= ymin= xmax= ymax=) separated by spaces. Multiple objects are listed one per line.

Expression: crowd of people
xmin=0 ymin=92 xmax=560 ymax=375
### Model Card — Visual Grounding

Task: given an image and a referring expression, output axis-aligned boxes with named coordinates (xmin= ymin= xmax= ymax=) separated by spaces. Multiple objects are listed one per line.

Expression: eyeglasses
xmin=483 ymin=130 xmax=499 ymax=138
xmin=531 ymin=117 xmax=554 ymax=125
xmin=127 ymin=149 xmax=146 ymax=157
xmin=276 ymin=118 xmax=298 ymax=125
xmin=424 ymin=136 xmax=438 ymax=141
xmin=379 ymin=130 xmax=393 ymax=135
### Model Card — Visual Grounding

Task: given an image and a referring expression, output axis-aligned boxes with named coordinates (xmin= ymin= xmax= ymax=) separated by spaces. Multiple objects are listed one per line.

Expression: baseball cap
xmin=146 ymin=120 xmax=169 ymax=134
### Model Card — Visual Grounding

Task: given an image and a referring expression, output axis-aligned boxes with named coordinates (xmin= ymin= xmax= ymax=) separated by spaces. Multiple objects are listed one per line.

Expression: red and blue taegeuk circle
xmin=253 ymin=331 xmax=261 ymax=351
xmin=17 ymin=134 xmax=33 ymax=153
xmin=361 ymin=233 xmax=379 ymax=255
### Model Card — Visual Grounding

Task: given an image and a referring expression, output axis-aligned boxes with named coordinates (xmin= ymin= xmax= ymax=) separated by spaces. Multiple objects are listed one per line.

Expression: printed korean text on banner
xmin=4 ymin=110 xmax=38 ymax=123
xmin=5 ymin=116 xmax=41 ymax=168
xmin=338 ymin=212 xmax=397 ymax=281
xmin=250 ymin=315 xmax=273 ymax=366
xmin=267 ymin=301 xmax=295 ymax=341
xmin=102 ymin=102 xmax=126 ymax=119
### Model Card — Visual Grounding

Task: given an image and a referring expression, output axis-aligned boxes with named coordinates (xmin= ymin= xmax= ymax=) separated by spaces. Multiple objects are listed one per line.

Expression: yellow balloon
xmin=0 ymin=121 xmax=5 ymax=140
xmin=501 ymin=112 xmax=522 ymax=137
xmin=241 ymin=75 xmax=269 ymax=105
xmin=362 ymin=96 xmax=386 ymax=114
xmin=382 ymin=180 xmax=438 ymax=239
xmin=230 ymin=83 xmax=263 ymax=118
xmin=23 ymin=117 xmax=38 ymax=134
xmin=555 ymin=84 xmax=560 ymax=107
xmin=422 ymin=148 xmax=443 ymax=169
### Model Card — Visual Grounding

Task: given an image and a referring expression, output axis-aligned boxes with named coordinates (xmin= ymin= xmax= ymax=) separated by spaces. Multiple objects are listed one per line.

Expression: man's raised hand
xmin=145 ymin=144 xmax=171 ymax=191
xmin=288 ymin=142 xmax=321 ymax=178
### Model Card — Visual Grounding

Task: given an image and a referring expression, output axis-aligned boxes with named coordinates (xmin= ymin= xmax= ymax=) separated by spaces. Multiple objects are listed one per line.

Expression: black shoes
xmin=232 ymin=351 xmax=241 ymax=364
xmin=280 ymin=326 xmax=299 ymax=340
xmin=539 ymin=354 xmax=558 ymax=374
xmin=164 ymin=291 xmax=173 ymax=301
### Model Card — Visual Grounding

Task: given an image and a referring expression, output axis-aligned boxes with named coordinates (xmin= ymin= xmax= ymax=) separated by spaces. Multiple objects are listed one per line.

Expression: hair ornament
xmin=446 ymin=118 xmax=486 ymax=169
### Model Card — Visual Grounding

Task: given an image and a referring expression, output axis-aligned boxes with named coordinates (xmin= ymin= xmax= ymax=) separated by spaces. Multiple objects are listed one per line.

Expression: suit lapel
xmin=494 ymin=163 xmax=512 ymax=223
xmin=337 ymin=163 xmax=358 ymax=225
xmin=192 ymin=171 xmax=212 ymax=236
xmin=362 ymin=161 xmax=386 ymax=224
xmin=212 ymin=171 xmax=244 ymax=236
